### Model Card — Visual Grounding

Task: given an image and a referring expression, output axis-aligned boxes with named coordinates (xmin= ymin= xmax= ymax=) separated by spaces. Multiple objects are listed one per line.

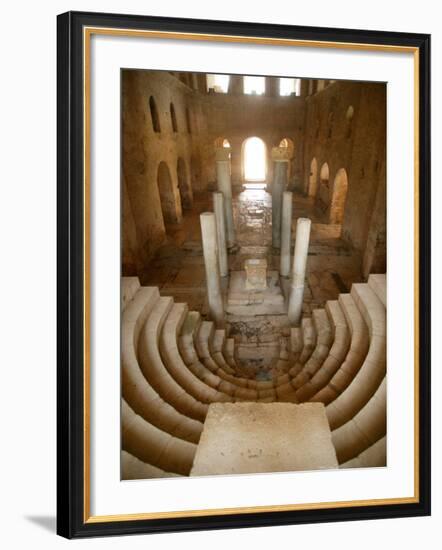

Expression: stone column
xmin=200 ymin=212 xmax=224 ymax=327
xmin=271 ymin=147 xmax=290 ymax=248
xmin=215 ymin=147 xmax=236 ymax=248
xmin=288 ymin=218 xmax=312 ymax=325
xmin=280 ymin=191 xmax=293 ymax=277
xmin=213 ymin=192 xmax=229 ymax=277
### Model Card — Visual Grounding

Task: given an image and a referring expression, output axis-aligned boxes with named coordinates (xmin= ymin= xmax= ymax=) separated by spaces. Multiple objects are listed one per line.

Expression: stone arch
xmin=278 ymin=137 xmax=294 ymax=157
xmin=316 ymin=162 xmax=330 ymax=213
xmin=214 ymin=137 xmax=231 ymax=148
xmin=177 ymin=157 xmax=193 ymax=210
xmin=157 ymin=161 xmax=180 ymax=224
xmin=308 ymin=157 xmax=319 ymax=197
xmin=241 ymin=136 xmax=267 ymax=182
xmin=330 ymin=168 xmax=349 ymax=224
xmin=278 ymin=137 xmax=295 ymax=182
xmin=149 ymin=96 xmax=161 ymax=133
xmin=170 ymin=102 xmax=178 ymax=132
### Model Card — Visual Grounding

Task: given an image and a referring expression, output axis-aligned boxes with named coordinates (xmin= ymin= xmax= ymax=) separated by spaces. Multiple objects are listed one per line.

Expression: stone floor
xmin=140 ymin=186 xmax=363 ymax=375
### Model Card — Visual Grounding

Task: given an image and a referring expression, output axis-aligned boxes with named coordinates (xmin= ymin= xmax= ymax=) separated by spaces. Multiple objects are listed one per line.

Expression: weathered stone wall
xmin=302 ymin=81 xmax=386 ymax=264
xmin=201 ymin=85 xmax=305 ymax=188
xmin=122 ymin=70 xmax=202 ymax=271
xmin=122 ymin=72 xmax=386 ymax=278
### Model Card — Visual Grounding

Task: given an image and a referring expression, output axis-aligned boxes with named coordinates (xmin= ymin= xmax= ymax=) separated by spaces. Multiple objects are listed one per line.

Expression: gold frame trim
xmin=82 ymin=26 xmax=420 ymax=524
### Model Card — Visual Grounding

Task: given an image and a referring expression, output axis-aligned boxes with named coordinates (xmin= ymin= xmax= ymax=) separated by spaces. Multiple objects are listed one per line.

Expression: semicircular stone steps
xmin=121 ymin=274 xmax=386 ymax=474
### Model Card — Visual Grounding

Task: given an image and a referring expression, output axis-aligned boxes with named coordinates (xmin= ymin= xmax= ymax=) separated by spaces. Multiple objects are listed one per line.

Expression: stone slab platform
xmin=190 ymin=402 xmax=338 ymax=476
xmin=226 ymin=270 xmax=286 ymax=315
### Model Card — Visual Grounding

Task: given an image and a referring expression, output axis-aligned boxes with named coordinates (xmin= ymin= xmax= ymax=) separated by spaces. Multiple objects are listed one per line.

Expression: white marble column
xmin=215 ymin=147 xmax=235 ymax=248
xmin=213 ymin=192 xmax=229 ymax=277
xmin=280 ymin=191 xmax=293 ymax=277
xmin=288 ymin=217 xmax=311 ymax=325
xmin=200 ymin=212 xmax=224 ymax=327
xmin=271 ymin=147 xmax=290 ymax=248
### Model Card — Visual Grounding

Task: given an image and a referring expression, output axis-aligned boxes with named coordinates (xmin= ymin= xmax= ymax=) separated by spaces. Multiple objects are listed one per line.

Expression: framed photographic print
xmin=57 ymin=10 xmax=431 ymax=538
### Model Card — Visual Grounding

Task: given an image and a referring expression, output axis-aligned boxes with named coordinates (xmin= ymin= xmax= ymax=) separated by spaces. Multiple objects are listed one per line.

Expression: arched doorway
xmin=242 ymin=137 xmax=267 ymax=182
xmin=316 ymin=162 xmax=330 ymax=213
xmin=157 ymin=161 xmax=180 ymax=225
xmin=177 ymin=158 xmax=193 ymax=210
xmin=330 ymin=168 xmax=349 ymax=224
xmin=308 ymin=158 xmax=318 ymax=197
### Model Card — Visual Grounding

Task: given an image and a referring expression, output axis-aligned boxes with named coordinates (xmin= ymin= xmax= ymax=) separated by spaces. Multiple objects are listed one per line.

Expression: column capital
xmin=215 ymin=147 xmax=231 ymax=161
xmin=271 ymin=146 xmax=291 ymax=162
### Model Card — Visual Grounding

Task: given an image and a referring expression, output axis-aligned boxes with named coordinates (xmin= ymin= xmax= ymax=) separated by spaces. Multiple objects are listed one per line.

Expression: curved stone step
xmin=296 ymin=300 xmax=350 ymax=402
xmin=340 ymin=436 xmax=386 ymax=469
xmin=368 ymin=274 xmax=386 ymax=307
xmin=326 ymin=284 xmax=386 ymax=430
xmin=290 ymin=327 xmax=303 ymax=363
xmin=195 ymin=321 xmax=258 ymax=400
xmin=310 ymin=293 xmax=369 ymax=405
xmin=122 ymin=276 xmax=141 ymax=311
xmin=138 ymin=296 xmax=208 ymax=423
xmin=298 ymin=317 xmax=317 ymax=365
xmin=122 ymin=288 xmax=202 ymax=444
xmin=121 ymin=450 xmax=180 ymax=479
xmin=160 ymin=303 xmax=231 ymax=406
xmin=211 ymin=330 xmax=237 ymax=376
xmin=121 ymin=400 xmax=196 ymax=475
xmin=332 ymin=378 xmax=386 ymax=463
xmin=179 ymin=310 xmax=202 ymax=365
xmin=179 ymin=313 xmax=241 ymax=399
xmin=291 ymin=309 xmax=333 ymax=393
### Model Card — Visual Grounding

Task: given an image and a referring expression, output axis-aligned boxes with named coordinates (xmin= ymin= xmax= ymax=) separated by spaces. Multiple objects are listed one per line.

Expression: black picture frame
xmin=57 ymin=10 xmax=431 ymax=539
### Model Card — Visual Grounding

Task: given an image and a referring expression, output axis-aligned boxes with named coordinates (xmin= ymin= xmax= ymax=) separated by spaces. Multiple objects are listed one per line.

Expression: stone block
xmin=245 ymin=258 xmax=267 ymax=290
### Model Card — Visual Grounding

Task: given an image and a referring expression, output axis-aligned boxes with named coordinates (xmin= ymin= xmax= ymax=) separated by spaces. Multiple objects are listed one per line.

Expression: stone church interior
xmin=121 ymin=70 xmax=387 ymax=479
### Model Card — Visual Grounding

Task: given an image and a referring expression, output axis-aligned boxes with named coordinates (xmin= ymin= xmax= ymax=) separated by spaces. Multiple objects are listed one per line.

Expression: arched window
xmin=279 ymin=78 xmax=301 ymax=96
xmin=346 ymin=105 xmax=354 ymax=138
xmin=185 ymin=107 xmax=192 ymax=134
xmin=243 ymin=76 xmax=265 ymax=95
xmin=149 ymin=96 xmax=161 ymax=133
xmin=242 ymin=137 xmax=267 ymax=182
xmin=170 ymin=103 xmax=178 ymax=133
xmin=330 ymin=169 xmax=349 ymax=225
xmin=327 ymin=112 xmax=334 ymax=139
xmin=222 ymin=139 xmax=230 ymax=148
xmin=206 ymin=74 xmax=230 ymax=93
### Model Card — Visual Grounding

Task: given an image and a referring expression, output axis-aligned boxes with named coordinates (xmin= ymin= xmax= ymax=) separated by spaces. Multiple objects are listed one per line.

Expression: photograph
xmin=121 ymin=69 xmax=387 ymax=480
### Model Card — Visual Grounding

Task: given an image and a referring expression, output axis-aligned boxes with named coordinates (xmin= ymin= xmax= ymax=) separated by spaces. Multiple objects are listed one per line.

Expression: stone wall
xmin=122 ymin=70 xmax=203 ymax=271
xmin=122 ymin=72 xmax=386 ymax=278
xmin=201 ymin=86 xmax=305 ymax=188
xmin=302 ymin=81 xmax=386 ymax=266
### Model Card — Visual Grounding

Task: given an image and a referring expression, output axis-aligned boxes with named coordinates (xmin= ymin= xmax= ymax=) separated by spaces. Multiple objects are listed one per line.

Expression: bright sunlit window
xmin=243 ymin=137 xmax=266 ymax=181
xmin=223 ymin=139 xmax=231 ymax=148
xmin=206 ymin=74 xmax=230 ymax=93
xmin=243 ymin=76 xmax=265 ymax=95
xmin=279 ymin=78 xmax=301 ymax=96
